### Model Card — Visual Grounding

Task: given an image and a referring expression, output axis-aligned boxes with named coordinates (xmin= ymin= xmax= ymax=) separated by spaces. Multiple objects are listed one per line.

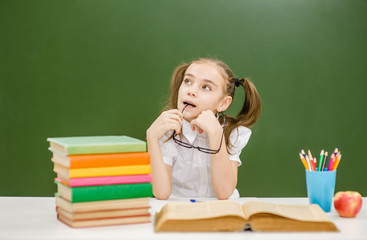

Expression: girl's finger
xmin=165 ymin=109 xmax=183 ymax=120
xmin=160 ymin=111 xmax=182 ymax=127
xmin=197 ymin=126 xmax=203 ymax=134
xmin=169 ymin=113 xmax=183 ymax=125
xmin=190 ymin=120 xmax=196 ymax=131
xmin=190 ymin=120 xmax=202 ymax=133
xmin=168 ymin=120 xmax=182 ymax=134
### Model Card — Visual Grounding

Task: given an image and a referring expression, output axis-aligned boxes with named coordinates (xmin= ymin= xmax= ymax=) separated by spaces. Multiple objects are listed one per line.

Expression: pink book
xmin=55 ymin=174 xmax=152 ymax=187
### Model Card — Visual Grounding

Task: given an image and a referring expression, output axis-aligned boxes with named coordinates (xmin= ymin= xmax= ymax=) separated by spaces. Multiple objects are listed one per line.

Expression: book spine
xmin=57 ymin=213 xmax=151 ymax=228
xmin=67 ymin=143 xmax=147 ymax=155
xmin=69 ymin=183 xmax=153 ymax=202
xmin=67 ymin=174 xmax=152 ymax=187
xmin=55 ymin=194 xmax=150 ymax=212
xmin=67 ymin=165 xmax=151 ymax=178
xmin=68 ymin=152 xmax=150 ymax=168
xmin=56 ymin=207 xmax=150 ymax=220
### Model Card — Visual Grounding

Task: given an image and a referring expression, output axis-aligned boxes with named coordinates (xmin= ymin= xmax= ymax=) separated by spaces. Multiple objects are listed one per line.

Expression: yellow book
xmin=54 ymin=163 xmax=151 ymax=178
xmin=154 ymin=200 xmax=338 ymax=232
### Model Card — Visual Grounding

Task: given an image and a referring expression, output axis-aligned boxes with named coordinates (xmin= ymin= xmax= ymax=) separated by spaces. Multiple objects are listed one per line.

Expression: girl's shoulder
xmin=229 ymin=126 xmax=252 ymax=140
xmin=228 ymin=126 xmax=252 ymax=151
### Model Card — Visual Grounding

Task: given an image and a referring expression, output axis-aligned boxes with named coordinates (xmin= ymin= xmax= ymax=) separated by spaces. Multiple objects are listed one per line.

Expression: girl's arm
xmin=190 ymin=110 xmax=237 ymax=200
xmin=146 ymin=136 xmax=172 ymax=200
xmin=208 ymin=128 xmax=238 ymax=200
xmin=146 ymin=109 xmax=183 ymax=200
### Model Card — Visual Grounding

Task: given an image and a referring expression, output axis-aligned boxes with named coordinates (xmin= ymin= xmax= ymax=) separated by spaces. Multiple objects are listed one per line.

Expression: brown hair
xmin=165 ymin=58 xmax=262 ymax=152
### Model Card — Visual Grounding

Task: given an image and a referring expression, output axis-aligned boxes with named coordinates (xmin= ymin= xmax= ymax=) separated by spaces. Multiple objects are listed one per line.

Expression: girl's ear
xmin=217 ymin=96 xmax=232 ymax=112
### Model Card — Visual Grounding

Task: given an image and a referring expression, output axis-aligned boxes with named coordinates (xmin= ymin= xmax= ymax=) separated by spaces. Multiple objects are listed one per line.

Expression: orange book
xmin=51 ymin=151 xmax=150 ymax=168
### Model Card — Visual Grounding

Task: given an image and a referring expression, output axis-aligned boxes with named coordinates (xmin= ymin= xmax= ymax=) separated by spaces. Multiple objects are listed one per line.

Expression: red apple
xmin=334 ymin=191 xmax=363 ymax=218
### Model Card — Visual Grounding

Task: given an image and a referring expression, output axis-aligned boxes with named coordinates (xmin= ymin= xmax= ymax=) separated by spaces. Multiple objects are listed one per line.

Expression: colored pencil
xmin=306 ymin=155 xmax=313 ymax=171
xmin=321 ymin=152 xmax=328 ymax=171
xmin=299 ymin=153 xmax=309 ymax=170
xmin=308 ymin=150 xmax=313 ymax=161
xmin=301 ymin=149 xmax=306 ymax=158
xmin=318 ymin=150 xmax=324 ymax=171
xmin=333 ymin=147 xmax=339 ymax=155
xmin=327 ymin=153 xmax=336 ymax=171
xmin=332 ymin=153 xmax=342 ymax=170
xmin=313 ymin=157 xmax=317 ymax=170
xmin=299 ymin=148 xmax=342 ymax=171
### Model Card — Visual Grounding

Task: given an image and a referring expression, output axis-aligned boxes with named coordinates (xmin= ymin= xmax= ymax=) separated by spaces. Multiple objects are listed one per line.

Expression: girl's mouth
xmin=183 ymin=101 xmax=196 ymax=107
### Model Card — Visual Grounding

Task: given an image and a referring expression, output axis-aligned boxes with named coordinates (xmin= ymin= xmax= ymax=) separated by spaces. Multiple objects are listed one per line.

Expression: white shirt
xmin=159 ymin=119 xmax=251 ymax=199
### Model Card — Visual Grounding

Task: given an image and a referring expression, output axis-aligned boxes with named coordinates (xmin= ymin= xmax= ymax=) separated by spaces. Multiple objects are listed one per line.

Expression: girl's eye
xmin=203 ymin=85 xmax=211 ymax=91
xmin=184 ymin=79 xmax=192 ymax=85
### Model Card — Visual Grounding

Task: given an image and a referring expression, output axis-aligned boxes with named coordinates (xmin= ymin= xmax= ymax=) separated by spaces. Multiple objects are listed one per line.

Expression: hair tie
xmin=234 ymin=78 xmax=241 ymax=87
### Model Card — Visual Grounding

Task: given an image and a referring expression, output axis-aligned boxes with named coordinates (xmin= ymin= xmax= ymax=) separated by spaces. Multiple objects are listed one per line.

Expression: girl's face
xmin=177 ymin=62 xmax=232 ymax=122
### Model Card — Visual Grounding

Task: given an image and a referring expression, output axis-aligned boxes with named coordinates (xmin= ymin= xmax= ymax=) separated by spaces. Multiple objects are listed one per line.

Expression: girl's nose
xmin=187 ymin=87 xmax=196 ymax=97
xmin=187 ymin=85 xmax=197 ymax=97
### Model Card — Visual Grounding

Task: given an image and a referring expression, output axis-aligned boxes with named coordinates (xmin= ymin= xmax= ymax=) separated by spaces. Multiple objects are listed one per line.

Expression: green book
xmin=56 ymin=182 xmax=153 ymax=203
xmin=47 ymin=135 xmax=146 ymax=155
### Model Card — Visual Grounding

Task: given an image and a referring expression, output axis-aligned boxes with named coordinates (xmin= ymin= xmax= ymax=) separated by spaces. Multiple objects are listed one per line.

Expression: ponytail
xmin=237 ymin=78 xmax=261 ymax=128
xmin=222 ymin=77 xmax=262 ymax=152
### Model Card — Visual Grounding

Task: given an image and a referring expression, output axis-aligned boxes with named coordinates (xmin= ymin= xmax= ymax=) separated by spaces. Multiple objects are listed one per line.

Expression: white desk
xmin=0 ymin=197 xmax=366 ymax=240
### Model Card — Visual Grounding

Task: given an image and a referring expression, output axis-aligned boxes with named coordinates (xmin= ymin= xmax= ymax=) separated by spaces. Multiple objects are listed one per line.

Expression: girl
xmin=146 ymin=58 xmax=261 ymax=200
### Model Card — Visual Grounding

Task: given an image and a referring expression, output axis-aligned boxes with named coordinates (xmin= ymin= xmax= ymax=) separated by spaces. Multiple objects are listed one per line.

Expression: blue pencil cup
xmin=305 ymin=170 xmax=336 ymax=212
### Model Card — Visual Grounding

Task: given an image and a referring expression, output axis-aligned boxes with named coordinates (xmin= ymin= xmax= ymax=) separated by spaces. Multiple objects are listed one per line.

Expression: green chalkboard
xmin=1 ymin=0 xmax=366 ymax=197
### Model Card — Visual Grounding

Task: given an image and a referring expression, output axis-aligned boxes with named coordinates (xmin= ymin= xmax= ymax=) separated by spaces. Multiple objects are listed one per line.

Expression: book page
xmin=242 ymin=201 xmax=331 ymax=222
xmin=164 ymin=200 xmax=245 ymax=220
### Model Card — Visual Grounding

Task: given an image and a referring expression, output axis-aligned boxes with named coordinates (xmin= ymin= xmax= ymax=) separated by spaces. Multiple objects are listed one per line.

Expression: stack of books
xmin=47 ymin=135 xmax=153 ymax=228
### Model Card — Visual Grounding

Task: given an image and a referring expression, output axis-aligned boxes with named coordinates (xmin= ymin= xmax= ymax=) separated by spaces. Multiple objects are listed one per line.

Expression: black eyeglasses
xmin=172 ymin=104 xmax=225 ymax=154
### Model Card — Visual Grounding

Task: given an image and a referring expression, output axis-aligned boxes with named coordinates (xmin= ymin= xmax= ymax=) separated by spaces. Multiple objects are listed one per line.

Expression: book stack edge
xmin=47 ymin=135 xmax=153 ymax=228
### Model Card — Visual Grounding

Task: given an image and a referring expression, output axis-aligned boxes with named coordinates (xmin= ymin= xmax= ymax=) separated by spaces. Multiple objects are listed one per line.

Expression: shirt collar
xmin=182 ymin=119 xmax=199 ymax=144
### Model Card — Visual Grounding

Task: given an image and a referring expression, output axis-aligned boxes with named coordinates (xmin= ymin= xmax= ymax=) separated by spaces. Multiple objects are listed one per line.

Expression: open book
xmin=154 ymin=200 xmax=338 ymax=232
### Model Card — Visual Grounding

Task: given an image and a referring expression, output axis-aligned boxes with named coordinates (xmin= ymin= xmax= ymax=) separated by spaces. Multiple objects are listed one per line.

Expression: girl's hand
xmin=147 ymin=109 xmax=183 ymax=141
xmin=190 ymin=110 xmax=222 ymax=136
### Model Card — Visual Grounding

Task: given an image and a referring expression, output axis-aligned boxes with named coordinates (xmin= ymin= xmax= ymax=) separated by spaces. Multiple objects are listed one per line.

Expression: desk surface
xmin=0 ymin=197 xmax=366 ymax=240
